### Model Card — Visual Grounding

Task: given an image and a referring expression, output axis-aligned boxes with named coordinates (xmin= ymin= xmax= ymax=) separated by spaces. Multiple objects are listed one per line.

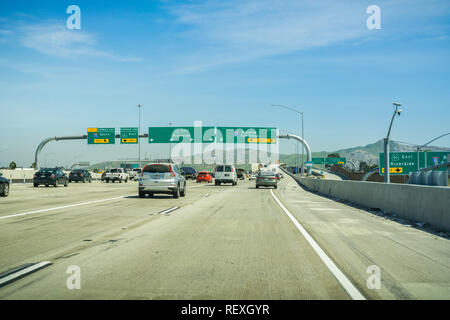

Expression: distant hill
xmin=281 ymin=139 xmax=449 ymax=167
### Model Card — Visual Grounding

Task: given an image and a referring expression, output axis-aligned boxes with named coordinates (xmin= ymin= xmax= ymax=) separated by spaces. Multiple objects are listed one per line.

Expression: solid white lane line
xmin=0 ymin=261 xmax=52 ymax=287
xmin=0 ymin=195 xmax=135 ymax=220
xmin=159 ymin=207 xmax=179 ymax=215
xmin=270 ymin=189 xmax=366 ymax=300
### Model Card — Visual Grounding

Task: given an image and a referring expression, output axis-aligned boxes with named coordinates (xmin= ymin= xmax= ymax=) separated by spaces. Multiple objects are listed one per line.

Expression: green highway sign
xmin=148 ymin=127 xmax=214 ymax=143
xmin=380 ymin=151 xmax=449 ymax=175
xmin=325 ymin=157 xmax=346 ymax=165
xmin=423 ymin=151 xmax=449 ymax=171
xmin=379 ymin=152 xmax=417 ymax=175
xmin=312 ymin=158 xmax=325 ymax=164
xmin=312 ymin=157 xmax=346 ymax=165
xmin=120 ymin=127 xmax=138 ymax=144
xmin=215 ymin=127 xmax=276 ymax=144
xmin=148 ymin=126 xmax=276 ymax=144
xmin=87 ymin=128 xmax=115 ymax=144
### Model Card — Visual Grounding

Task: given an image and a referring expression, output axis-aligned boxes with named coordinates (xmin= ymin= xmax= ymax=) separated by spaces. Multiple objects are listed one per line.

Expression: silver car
xmin=255 ymin=171 xmax=277 ymax=189
xmin=138 ymin=163 xmax=186 ymax=198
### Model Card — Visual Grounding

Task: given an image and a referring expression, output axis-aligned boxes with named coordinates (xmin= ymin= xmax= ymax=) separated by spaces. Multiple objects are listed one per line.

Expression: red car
xmin=197 ymin=171 xmax=213 ymax=183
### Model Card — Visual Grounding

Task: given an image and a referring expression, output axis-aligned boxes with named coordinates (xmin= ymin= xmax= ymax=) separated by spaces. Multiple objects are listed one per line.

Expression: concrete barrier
xmin=295 ymin=176 xmax=450 ymax=232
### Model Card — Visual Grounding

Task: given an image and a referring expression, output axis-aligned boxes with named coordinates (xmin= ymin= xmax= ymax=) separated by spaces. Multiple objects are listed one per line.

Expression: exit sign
xmin=87 ymin=128 xmax=115 ymax=144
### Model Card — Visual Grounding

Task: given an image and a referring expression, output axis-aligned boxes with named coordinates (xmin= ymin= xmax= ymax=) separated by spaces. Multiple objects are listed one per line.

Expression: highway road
xmin=0 ymin=175 xmax=449 ymax=299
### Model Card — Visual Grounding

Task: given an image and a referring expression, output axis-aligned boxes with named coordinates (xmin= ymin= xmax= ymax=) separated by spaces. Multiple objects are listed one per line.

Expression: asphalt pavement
xmin=0 ymin=176 xmax=448 ymax=299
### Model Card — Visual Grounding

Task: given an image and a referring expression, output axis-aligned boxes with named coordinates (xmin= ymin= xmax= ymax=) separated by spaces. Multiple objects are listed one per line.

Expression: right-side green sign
xmin=379 ymin=151 xmax=448 ymax=175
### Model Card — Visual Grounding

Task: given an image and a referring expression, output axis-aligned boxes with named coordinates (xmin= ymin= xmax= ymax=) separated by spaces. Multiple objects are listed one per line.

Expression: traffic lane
xmin=0 ymin=179 xmax=350 ymax=299
xmin=0 ymin=180 xmax=201 ymax=218
xmin=0 ymin=180 xmax=218 ymax=273
xmin=275 ymin=175 xmax=450 ymax=299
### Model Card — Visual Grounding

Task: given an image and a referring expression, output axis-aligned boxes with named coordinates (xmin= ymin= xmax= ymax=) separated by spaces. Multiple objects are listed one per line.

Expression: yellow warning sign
xmin=122 ymin=138 xmax=137 ymax=143
xmin=87 ymin=128 xmax=98 ymax=133
xmin=382 ymin=167 xmax=403 ymax=174
xmin=247 ymin=138 xmax=275 ymax=143
xmin=94 ymin=139 xmax=109 ymax=144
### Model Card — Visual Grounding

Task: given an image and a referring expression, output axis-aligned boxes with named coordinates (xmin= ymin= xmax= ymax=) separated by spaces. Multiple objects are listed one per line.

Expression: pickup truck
xmin=129 ymin=168 xmax=142 ymax=181
xmin=104 ymin=168 xmax=129 ymax=183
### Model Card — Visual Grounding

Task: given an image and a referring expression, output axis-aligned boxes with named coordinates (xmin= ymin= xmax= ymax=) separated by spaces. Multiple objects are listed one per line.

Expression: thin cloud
xmin=164 ymin=0 xmax=450 ymax=74
xmin=18 ymin=23 xmax=141 ymax=62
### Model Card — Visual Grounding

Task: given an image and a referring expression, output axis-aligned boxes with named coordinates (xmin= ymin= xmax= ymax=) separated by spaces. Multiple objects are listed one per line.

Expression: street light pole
xmin=384 ymin=102 xmax=402 ymax=183
xmin=137 ymin=104 xmax=142 ymax=168
xmin=271 ymin=104 xmax=304 ymax=175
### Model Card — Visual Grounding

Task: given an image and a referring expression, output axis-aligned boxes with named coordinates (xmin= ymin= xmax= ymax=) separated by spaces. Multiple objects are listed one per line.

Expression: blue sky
xmin=0 ymin=0 xmax=449 ymax=167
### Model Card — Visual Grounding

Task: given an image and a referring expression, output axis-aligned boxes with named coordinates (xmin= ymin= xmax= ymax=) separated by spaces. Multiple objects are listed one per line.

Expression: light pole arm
xmin=386 ymin=110 xmax=397 ymax=140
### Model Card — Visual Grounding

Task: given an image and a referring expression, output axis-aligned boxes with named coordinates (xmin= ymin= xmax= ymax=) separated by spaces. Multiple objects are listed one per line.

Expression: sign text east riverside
xmin=379 ymin=151 xmax=449 ymax=175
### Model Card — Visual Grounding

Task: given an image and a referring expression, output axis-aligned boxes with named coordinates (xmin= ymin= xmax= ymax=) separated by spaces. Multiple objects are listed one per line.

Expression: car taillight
xmin=81 ymin=174 xmax=84 ymax=177
xmin=51 ymin=174 xmax=55 ymax=179
xmin=169 ymin=165 xmax=175 ymax=177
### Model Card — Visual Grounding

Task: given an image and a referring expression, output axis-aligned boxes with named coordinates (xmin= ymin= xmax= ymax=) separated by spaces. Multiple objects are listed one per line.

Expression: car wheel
xmin=1 ymin=184 xmax=9 ymax=197
xmin=274 ymin=186 xmax=277 ymax=189
xmin=119 ymin=178 xmax=122 ymax=183
xmin=34 ymin=183 xmax=38 ymax=187
xmin=139 ymin=190 xmax=145 ymax=198
xmin=125 ymin=178 xmax=128 ymax=183
xmin=215 ymin=181 xmax=218 ymax=186
xmin=173 ymin=186 xmax=180 ymax=199
xmin=106 ymin=180 xmax=109 ymax=183
xmin=76 ymin=181 xmax=78 ymax=183
xmin=256 ymin=186 xmax=259 ymax=189
xmin=89 ymin=179 xmax=92 ymax=183
xmin=148 ymin=193 xmax=154 ymax=197
xmin=180 ymin=183 xmax=186 ymax=197
xmin=64 ymin=180 xmax=68 ymax=187
xmin=83 ymin=178 xmax=86 ymax=183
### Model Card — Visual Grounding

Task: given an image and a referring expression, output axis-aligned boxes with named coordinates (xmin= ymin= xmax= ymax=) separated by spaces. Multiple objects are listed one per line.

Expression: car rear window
xmin=144 ymin=164 xmax=171 ymax=173
xmin=110 ymin=169 xmax=119 ymax=173
xmin=225 ymin=166 xmax=232 ymax=172
xmin=216 ymin=165 xmax=224 ymax=172
xmin=39 ymin=168 xmax=55 ymax=173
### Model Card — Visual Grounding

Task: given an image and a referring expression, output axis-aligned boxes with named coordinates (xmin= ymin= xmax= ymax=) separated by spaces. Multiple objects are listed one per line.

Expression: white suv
xmin=214 ymin=165 xmax=238 ymax=186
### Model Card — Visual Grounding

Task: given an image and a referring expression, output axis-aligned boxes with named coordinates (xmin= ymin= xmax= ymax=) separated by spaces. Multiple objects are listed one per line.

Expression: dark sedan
xmin=0 ymin=173 xmax=9 ymax=197
xmin=33 ymin=168 xmax=68 ymax=187
xmin=69 ymin=169 xmax=92 ymax=183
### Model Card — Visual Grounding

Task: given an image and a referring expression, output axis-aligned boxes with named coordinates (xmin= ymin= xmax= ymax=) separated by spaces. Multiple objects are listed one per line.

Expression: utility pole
xmin=137 ymin=104 xmax=142 ymax=168
xmin=168 ymin=121 xmax=172 ymax=162
xmin=384 ymin=102 xmax=402 ymax=183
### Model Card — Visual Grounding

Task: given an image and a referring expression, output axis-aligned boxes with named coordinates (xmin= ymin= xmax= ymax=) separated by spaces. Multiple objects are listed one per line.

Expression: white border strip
xmin=159 ymin=206 xmax=179 ymax=215
xmin=270 ymin=189 xmax=366 ymax=300
xmin=0 ymin=195 xmax=134 ymax=220
xmin=0 ymin=261 xmax=52 ymax=287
